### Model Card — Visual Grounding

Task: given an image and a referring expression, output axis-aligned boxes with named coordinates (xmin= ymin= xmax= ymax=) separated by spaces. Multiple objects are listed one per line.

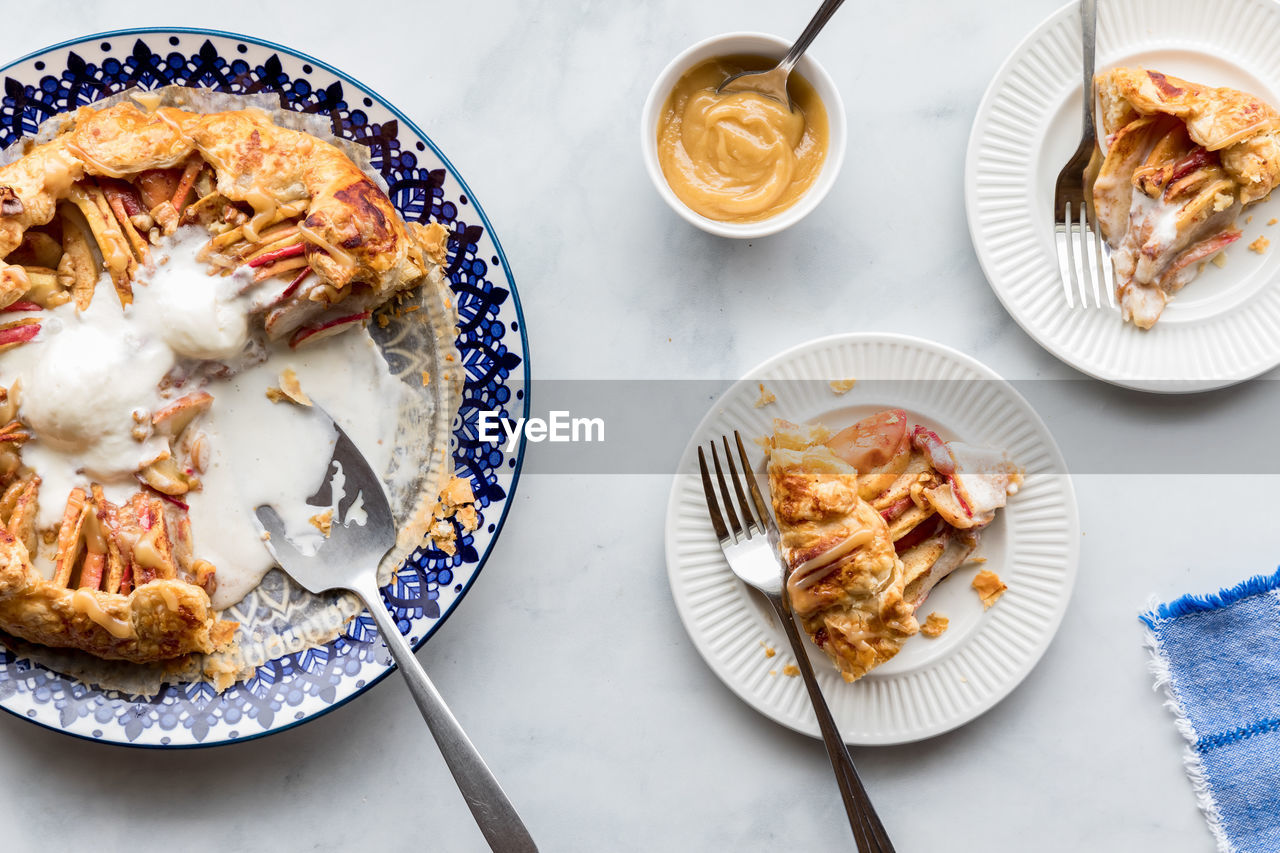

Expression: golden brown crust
xmin=767 ymin=421 xmax=917 ymax=682
xmin=0 ymin=101 xmax=442 ymax=340
xmin=0 ymin=139 xmax=85 ymax=260
xmin=766 ymin=416 xmax=1019 ymax=683
xmin=68 ymin=104 xmax=193 ymax=175
xmin=0 ymin=527 xmax=233 ymax=662
xmin=1098 ymin=68 xmax=1280 ymax=202
xmin=0 ymin=100 xmax=442 ymax=670
xmin=972 ymin=569 xmax=1007 ymax=610
xmin=920 ymin=612 xmax=949 ymax=638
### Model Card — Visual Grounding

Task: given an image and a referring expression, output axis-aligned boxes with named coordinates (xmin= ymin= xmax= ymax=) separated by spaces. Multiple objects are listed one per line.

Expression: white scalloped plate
xmin=664 ymin=334 xmax=1079 ymax=745
xmin=966 ymin=0 xmax=1280 ymax=391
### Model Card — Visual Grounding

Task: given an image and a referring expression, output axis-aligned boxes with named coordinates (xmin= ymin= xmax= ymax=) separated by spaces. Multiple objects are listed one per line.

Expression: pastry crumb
xmin=1246 ymin=215 xmax=1254 ymax=224
xmin=769 ymin=669 xmax=778 ymax=677
xmin=753 ymin=383 xmax=776 ymax=408
xmin=265 ymin=368 xmax=312 ymax=407
xmin=920 ymin=612 xmax=949 ymax=638
xmin=1269 ymin=218 xmax=1277 ymax=226
xmin=260 ymin=531 xmax=270 ymax=542
xmin=967 ymin=555 xmax=987 ymax=566
xmin=753 ymin=434 xmax=770 ymax=449
xmin=972 ymin=570 xmax=1007 ymax=609
xmin=1211 ymin=251 xmax=1229 ymax=268
xmin=427 ymin=476 xmax=479 ymax=555
xmin=421 ymin=370 xmax=431 ymax=387
xmin=1250 ymin=236 xmax=1270 ymax=254
xmin=309 ymin=509 xmax=334 ymax=537
xmin=280 ymin=368 xmax=311 ymax=406
xmin=829 ymin=378 xmax=857 ymax=395
xmin=455 ymin=504 xmax=479 ymax=533
xmin=782 ymin=664 xmax=800 ymax=677
xmin=760 ymin=641 xmax=776 ymax=658
xmin=375 ymin=313 xmax=390 ymax=328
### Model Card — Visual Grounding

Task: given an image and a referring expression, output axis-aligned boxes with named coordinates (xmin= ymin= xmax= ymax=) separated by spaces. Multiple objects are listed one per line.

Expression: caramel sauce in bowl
xmin=658 ymin=55 xmax=829 ymax=224
xmin=641 ymin=33 xmax=847 ymax=238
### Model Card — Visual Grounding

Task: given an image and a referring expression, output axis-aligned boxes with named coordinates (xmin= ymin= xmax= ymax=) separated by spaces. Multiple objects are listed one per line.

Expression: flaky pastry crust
xmin=1094 ymin=68 xmax=1280 ymax=327
xmin=0 ymin=98 xmax=451 ymax=667
xmin=0 ymin=527 xmax=233 ymax=662
xmin=1098 ymin=68 xmax=1280 ymax=200
xmin=765 ymin=415 xmax=1019 ymax=682
xmin=768 ymin=421 xmax=916 ymax=682
xmin=0 ymin=101 xmax=447 ymax=341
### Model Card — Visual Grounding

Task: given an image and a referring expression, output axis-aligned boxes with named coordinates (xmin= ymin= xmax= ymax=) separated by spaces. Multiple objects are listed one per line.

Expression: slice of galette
xmin=765 ymin=411 xmax=1021 ymax=681
xmin=1094 ymin=67 xmax=1280 ymax=328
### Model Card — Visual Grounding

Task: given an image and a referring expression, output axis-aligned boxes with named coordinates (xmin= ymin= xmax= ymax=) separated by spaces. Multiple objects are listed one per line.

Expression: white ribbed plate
xmin=664 ymin=334 xmax=1078 ymax=745
xmin=966 ymin=0 xmax=1280 ymax=391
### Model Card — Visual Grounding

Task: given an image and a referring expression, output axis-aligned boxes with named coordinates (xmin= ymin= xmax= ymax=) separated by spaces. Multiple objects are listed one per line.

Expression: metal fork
xmin=697 ymin=431 xmax=896 ymax=853
xmin=1052 ymin=0 xmax=1116 ymax=309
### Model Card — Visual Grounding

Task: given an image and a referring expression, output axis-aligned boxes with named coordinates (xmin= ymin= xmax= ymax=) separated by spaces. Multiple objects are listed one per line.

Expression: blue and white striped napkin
xmin=1142 ymin=569 xmax=1280 ymax=853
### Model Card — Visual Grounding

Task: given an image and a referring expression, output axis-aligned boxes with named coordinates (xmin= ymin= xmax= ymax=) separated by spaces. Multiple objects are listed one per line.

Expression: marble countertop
xmin=0 ymin=1 xmax=1257 ymax=850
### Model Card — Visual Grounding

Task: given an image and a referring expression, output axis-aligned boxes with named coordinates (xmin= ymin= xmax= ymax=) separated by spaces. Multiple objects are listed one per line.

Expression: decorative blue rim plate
xmin=0 ymin=28 xmax=529 ymax=747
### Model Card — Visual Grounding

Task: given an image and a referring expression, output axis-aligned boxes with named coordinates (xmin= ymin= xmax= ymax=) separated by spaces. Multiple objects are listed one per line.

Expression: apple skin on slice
xmin=825 ymin=409 xmax=912 ymax=500
xmin=0 ymin=301 xmax=42 ymax=313
xmin=288 ymin=312 xmax=370 ymax=349
xmin=0 ymin=320 xmax=39 ymax=352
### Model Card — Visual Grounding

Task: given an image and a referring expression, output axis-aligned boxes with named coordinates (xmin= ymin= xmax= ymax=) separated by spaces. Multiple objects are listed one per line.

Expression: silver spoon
xmin=255 ymin=412 xmax=538 ymax=853
xmin=716 ymin=0 xmax=847 ymax=110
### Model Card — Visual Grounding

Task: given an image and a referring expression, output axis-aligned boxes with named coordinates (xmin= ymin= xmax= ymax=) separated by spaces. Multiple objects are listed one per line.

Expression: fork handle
xmin=778 ymin=0 xmax=847 ymax=76
xmin=770 ymin=595 xmax=896 ymax=852
xmin=1079 ymin=0 xmax=1098 ymax=139
xmin=352 ymin=575 xmax=539 ymax=853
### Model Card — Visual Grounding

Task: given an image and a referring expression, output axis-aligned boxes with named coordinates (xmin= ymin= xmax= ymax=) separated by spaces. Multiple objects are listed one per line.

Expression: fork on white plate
xmin=697 ymin=431 xmax=896 ymax=853
xmin=1051 ymin=0 xmax=1116 ymax=310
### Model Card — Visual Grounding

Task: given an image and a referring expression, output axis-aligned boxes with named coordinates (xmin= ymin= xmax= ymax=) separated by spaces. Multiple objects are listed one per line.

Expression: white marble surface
xmin=0 ymin=1 xmax=1265 ymax=850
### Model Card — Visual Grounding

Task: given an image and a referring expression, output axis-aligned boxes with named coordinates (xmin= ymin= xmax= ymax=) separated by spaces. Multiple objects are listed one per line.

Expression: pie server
xmin=254 ymin=410 xmax=538 ymax=853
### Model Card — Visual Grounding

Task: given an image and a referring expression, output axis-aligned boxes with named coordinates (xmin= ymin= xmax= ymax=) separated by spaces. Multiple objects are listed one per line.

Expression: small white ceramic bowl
xmin=640 ymin=32 xmax=847 ymax=239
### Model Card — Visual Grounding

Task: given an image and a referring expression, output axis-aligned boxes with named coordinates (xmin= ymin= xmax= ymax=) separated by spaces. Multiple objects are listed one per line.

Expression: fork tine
xmin=721 ymin=435 xmax=759 ymax=536
xmin=1081 ymin=208 xmax=1100 ymax=309
xmin=709 ymin=442 xmax=743 ymax=540
xmin=1054 ymin=218 xmax=1077 ymax=309
xmin=1086 ymin=214 xmax=1107 ymax=310
xmin=734 ymin=431 xmax=772 ymax=532
xmin=697 ymin=447 xmax=730 ymax=545
xmin=1093 ymin=213 xmax=1117 ymax=308
xmin=1078 ymin=208 xmax=1098 ymax=310
xmin=1072 ymin=204 xmax=1090 ymax=308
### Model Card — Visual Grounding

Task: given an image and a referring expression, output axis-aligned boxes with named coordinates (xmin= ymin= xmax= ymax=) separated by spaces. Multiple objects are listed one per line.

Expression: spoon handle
xmin=353 ymin=574 xmax=539 ymax=853
xmin=779 ymin=0 xmax=847 ymax=76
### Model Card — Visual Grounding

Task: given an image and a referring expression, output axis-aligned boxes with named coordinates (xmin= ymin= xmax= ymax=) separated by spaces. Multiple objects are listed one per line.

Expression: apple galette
xmin=1094 ymin=67 xmax=1280 ymax=328
xmin=0 ymin=100 xmax=448 ymax=665
xmin=766 ymin=411 xmax=1020 ymax=682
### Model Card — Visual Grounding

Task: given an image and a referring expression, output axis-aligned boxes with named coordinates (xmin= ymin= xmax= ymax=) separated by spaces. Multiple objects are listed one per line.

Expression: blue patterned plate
xmin=0 ymin=29 xmax=528 ymax=747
